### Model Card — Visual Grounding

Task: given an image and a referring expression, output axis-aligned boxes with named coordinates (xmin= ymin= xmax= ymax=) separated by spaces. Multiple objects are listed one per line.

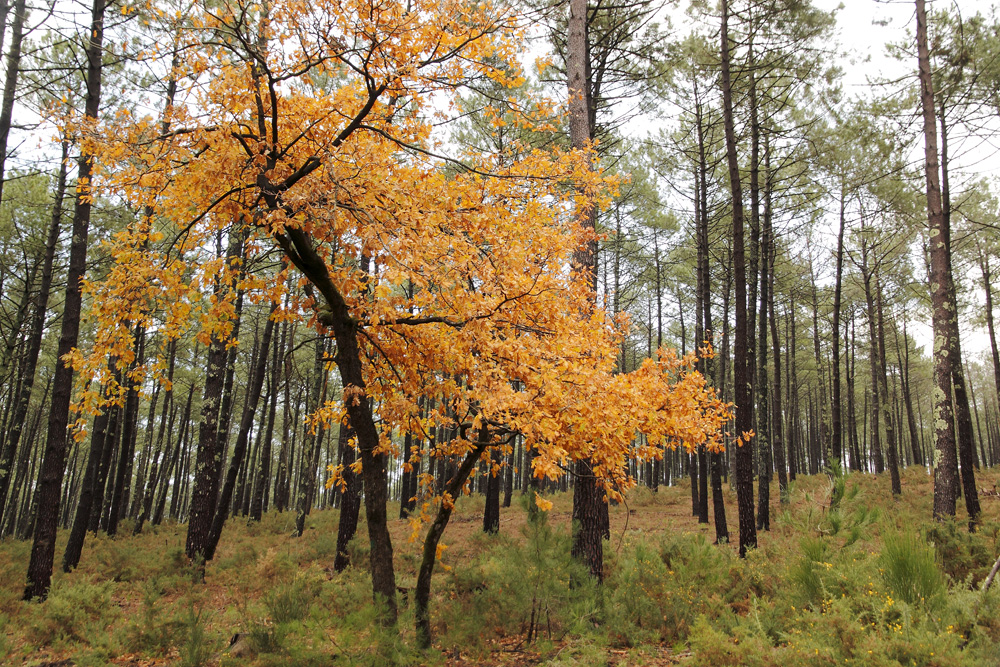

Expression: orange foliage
xmin=69 ymin=0 xmax=730 ymax=505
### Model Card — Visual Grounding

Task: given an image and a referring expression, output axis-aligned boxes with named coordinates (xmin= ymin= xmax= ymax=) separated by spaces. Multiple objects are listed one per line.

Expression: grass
xmin=1 ymin=466 xmax=999 ymax=666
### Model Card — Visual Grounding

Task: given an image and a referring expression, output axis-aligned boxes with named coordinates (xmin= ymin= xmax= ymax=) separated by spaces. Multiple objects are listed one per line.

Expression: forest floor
xmin=2 ymin=466 xmax=999 ymax=666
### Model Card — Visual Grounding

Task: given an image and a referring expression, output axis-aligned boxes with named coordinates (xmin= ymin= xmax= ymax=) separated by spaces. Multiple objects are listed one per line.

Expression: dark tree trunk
xmin=0 ymin=141 xmax=66 ymax=520
xmin=565 ymin=0 xmax=608 ymax=580
xmin=571 ymin=456 xmax=604 ymax=580
xmin=697 ymin=447 xmax=709 ymax=524
xmin=502 ymin=438 xmax=514 ymax=507
xmin=399 ymin=431 xmax=415 ymax=519
xmin=154 ymin=383 xmax=193 ymax=526
xmin=980 ymin=251 xmax=1000 ymax=414
xmin=415 ymin=430 xmax=489 ymax=648
xmin=897 ymin=316 xmax=923 ymax=467
xmin=916 ymin=0 xmax=958 ymax=519
xmin=483 ymin=446 xmax=502 ymax=534
xmin=690 ymin=452 xmax=699 ymax=516
xmin=185 ymin=238 xmax=242 ymax=562
xmin=214 ymin=287 xmax=246 ymax=493
xmin=693 ymin=90 xmax=728 ymax=541
xmin=63 ymin=377 xmax=115 ymax=572
xmin=756 ymin=143 xmax=772 ymax=531
xmin=809 ymin=265 xmax=830 ymax=469
xmin=333 ymin=422 xmax=361 ymax=572
xmin=0 ymin=0 xmax=27 ymax=204
xmin=206 ymin=306 xmax=276 ymax=560
xmin=107 ymin=328 xmax=145 ymax=535
xmin=874 ymin=277 xmax=901 ymax=495
xmin=720 ymin=0 xmax=756 ymax=557
xmin=862 ymin=261 xmax=885 ymax=476
xmin=847 ymin=313 xmax=863 ymax=471
xmin=23 ymin=0 xmax=105 ymax=600
xmin=295 ymin=337 xmax=327 ymax=536
xmin=276 ymin=227 xmax=399 ymax=625
xmin=831 ymin=191 xmax=847 ymax=465
xmin=788 ymin=296 xmax=798 ymax=480
xmin=250 ymin=317 xmax=282 ymax=522
xmin=768 ymin=241 xmax=787 ymax=502
xmin=939 ymin=103 xmax=980 ymax=526
xmin=273 ymin=320 xmax=294 ymax=512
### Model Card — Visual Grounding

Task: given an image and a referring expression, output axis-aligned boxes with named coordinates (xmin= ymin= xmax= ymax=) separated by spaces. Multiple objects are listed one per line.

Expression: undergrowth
xmin=0 ymin=467 xmax=997 ymax=666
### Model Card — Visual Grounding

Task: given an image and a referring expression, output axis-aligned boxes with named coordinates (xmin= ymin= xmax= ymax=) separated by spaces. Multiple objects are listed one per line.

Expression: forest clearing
xmin=2 ymin=468 xmax=999 ymax=666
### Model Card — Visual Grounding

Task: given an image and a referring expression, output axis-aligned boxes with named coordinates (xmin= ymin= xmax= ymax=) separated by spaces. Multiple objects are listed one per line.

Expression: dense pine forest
xmin=0 ymin=0 xmax=999 ymax=663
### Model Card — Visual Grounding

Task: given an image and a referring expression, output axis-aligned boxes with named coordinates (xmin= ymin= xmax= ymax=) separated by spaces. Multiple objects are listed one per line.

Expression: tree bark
xmin=979 ymin=250 xmax=1000 ymax=414
xmin=875 ymin=276 xmax=901 ymax=494
xmin=23 ymin=0 xmax=106 ymax=600
xmin=720 ymin=0 xmax=756 ymax=557
xmin=250 ymin=316 xmax=282 ymax=522
xmin=916 ymin=0 xmax=958 ymax=519
xmin=333 ymin=422 xmax=360 ymax=572
xmin=831 ymin=190 xmax=846 ymax=465
xmin=756 ymin=140 xmax=772 ymax=531
xmin=415 ymin=432 xmax=489 ymax=649
xmin=63 ymin=377 xmax=114 ymax=572
xmin=566 ymin=0 xmax=607 ymax=579
xmin=0 ymin=141 xmax=66 ymax=520
xmin=483 ymin=445 xmax=502 ymax=534
xmin=939 ymin=103 xmax=980 ymax=526
xmin=276 ymin=227 xmax=398 ymax=625
xmin=107 ymin=328 xmax=145 ymax=534
xmin=205 ymin=305 xmax=276 ymax=560
xmin=185 ymin=238 xmax=242 ymax=562
xmin=0 ymin=0 xmax=28 ymax=205
xmin=295 ymin=336 xmax=327 ymax=536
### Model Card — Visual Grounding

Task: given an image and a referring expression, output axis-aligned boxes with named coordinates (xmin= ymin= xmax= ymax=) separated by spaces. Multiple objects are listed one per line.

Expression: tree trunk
xmin=939 ymin=103 xmax=980 ymax=526
xmin=756 ymin=139 xmax=772 ymax=531
xmin=333 ymin=422 xmax=360 ymax=572
xmin=0 ymin=141 xmax=66 ymax=520
xmin=0 ymin=0 xmax=28 ymax=204
xmin=23 ymin=0 xmax=106 ymax=600
xmin=720 ymin=0 xmax=756 ymax=557
xmin=107 ymin=328 xmax=145 ymax=534
xmin=250 ymin=318 xmax=282 ymax=522
xmin=277 ymin=228 xmax=398 ymax=625
xmin=206 ymin=306 xmax=276 ymax=560
xmin=483 ymin=445 xmax=502 ymax=534
xmin=63 ymin=369 xmax=121 ymax=572
xmin=979 ymin=250 xmax=1000 ymax=413
xmin=566 ymin=0 xmax=607 ymax=580
xmin=415 ymin=431 xmax=488 ymax=648
xmin=185 ymin=238 xmax=242 ymax=562
xmin=916 ymin=0 xmax=958 ymax=519
xmin=809 ymin=261 xmax=830 ymax=469
xmin=874 ymin=275 xmax=901 ymax=494
xmin=831 ymin=189 xmax=847 ymax=465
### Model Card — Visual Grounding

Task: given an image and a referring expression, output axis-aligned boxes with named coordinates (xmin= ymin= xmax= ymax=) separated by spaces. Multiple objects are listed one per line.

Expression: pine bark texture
xmin=23 ymin=0 xmax=106 ymax=600
xmin=916 ymin=0 xmax=958 ymax=520
xmin=721 ymin=0 xmax=756 ymax=557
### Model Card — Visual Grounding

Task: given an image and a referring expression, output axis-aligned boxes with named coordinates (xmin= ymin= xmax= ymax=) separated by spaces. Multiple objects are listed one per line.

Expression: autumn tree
xmin=62 ymin=0 xmax=734 ymax=649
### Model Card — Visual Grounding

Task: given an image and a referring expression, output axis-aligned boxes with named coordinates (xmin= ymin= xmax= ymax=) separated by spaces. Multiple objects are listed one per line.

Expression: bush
xmin=27 ymin=576 xmax=119 ymax=647
xmin=246 ymin=576 xmax=319 ymax=654
xmin=179 ymin=602 xmax=214 ymax=667
xmin=122 ymin=576 xmax=185 ymax=655
xmin=879 ymin=531 xmax=945 ymax=608
xmin=925 ymin=519 xmax=997 ymax=586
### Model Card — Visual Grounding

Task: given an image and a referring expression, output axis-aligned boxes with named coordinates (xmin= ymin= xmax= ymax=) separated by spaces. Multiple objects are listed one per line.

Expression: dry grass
xmin=0 ymin=465 xmax=997 ymax=666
